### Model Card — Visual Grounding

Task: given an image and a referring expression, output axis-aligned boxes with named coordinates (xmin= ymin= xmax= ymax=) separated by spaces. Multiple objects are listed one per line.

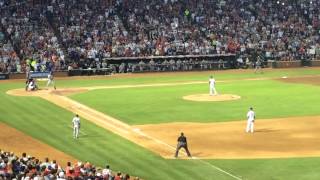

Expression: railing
xmin=68 ymin=68 xmax=112 ymax=76
xmin=104 ymin=53 xmax=237 ymax=73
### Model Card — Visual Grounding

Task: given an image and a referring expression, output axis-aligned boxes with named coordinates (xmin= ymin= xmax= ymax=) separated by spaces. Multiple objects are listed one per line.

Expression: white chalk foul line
xmin=50 ymin=95 xmax=130 ymax=135
xmin=131 ymin=128 xmax=242 ymax=180
xmin=132 ymin=128 xmax=177 ymax=152
xmin=68 ymin=104 xmax=130 ymax=135
xmin=62 ymin=96 xmax=131 ymax=128
xmin=193 ymin=157 xmax=243 ymax=180
xmin=66 ymin=97 xmax=242 ymax=179
xmin=41 ymin=88 xmax=243 ymax=179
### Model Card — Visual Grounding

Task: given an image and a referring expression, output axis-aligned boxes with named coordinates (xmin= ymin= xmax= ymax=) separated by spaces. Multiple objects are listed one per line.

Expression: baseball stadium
xmin=1 ymin=0 xmax=320 ymax=180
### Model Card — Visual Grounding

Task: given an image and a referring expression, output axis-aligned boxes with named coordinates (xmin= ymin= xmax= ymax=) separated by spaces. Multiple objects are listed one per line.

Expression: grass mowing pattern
xmin=211 ymin=157 xmax=320 ymax=180
xmin=0 ymin=83 xmax=235 ymax=180
xmin=2 ymin=68 xmax=320 ymax=179
xmin=71 ymin=80 xmax=320 ymax=125
xmin=48 ymin=68 xmax=320 ymax=88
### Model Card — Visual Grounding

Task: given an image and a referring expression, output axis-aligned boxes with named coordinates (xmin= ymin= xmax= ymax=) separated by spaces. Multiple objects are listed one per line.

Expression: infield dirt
xmin=134 ymin=116 xmax=320 ymax=159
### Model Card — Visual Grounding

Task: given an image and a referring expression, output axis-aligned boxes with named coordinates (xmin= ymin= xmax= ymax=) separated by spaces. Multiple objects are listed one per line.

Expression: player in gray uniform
xmin=46 ymin=71 xmax=56 ymax=90
xmin=174 ymin=132 xmax=192 ymax=158
xmin=254 ymin=56 xmax=263 ymax=74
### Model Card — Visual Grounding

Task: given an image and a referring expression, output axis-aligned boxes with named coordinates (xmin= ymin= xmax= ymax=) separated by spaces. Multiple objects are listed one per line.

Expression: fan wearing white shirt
xmin=102 ymin=165 xmax=112 ymax=178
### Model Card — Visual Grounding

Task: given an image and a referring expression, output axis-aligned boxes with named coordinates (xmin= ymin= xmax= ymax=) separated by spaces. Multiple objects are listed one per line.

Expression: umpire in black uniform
xmin=175 ymin=132 xmax=192 ymax=158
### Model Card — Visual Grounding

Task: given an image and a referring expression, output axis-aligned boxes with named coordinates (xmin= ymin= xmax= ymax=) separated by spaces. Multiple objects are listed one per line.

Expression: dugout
xmin=104 ymin=54 xmax=237 ymax=73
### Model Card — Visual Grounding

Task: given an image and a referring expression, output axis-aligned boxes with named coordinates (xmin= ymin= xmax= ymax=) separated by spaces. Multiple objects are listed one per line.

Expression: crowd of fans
xmin=0 ymin=40 xmax=20 ymax=73
xmin=0 ymin=0 xmax=320 ymax=73
xmin=0 ymin=150 xmax=139 ymax=180
xmin=120 ymin=0 xmax=215 ymax=56
xmin=0 ymin=0 xmax=65 ymax=73
xmin=119 ymin=0 xmax=320 ymax=60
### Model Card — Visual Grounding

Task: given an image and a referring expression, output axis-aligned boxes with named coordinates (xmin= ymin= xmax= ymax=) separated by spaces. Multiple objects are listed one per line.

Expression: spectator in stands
xmin=102 ymin=164 xmax=112 ymax=179
xmin=1 ymin=0 xmax=320 ymax=74
xmin=0 ymin=150 xmax=141 ymax=180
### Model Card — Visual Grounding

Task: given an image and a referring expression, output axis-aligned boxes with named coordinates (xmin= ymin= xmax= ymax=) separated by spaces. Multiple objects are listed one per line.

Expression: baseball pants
xmin=175 ymin=142 xmax=191 ymax=157
xmin=73 ymin=126 xmax=79 ymax=138
xmin=246 ymin=121 xmax=254 ymax=133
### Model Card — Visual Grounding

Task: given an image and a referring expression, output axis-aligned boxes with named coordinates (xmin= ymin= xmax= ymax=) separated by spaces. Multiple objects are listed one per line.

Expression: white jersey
xmin=102 ymin=168 xmax=112 ymax=176
xmin=72 ymin=117 xmax=80 ymax=128
xmin=247 ymin=110 xmax=255 ymax=122
xmin=209 ymin=78 xmax=215 ymax=87
xmin=48 ymin=74 xmax=53 ymax=80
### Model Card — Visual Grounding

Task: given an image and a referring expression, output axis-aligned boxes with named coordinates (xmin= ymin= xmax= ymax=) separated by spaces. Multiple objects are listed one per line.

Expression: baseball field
xmin=2 ymin=67 xmax=320 ymax=180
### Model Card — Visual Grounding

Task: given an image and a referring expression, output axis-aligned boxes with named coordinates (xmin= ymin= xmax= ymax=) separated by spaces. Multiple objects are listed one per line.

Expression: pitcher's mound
xmin=183 ymin=94 xmax=241 ymax=102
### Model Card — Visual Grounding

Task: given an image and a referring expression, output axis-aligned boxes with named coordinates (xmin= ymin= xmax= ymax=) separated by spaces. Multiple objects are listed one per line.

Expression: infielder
xmin=174 ymin=132 xmax=192 ymax=158
xmin=72 ymin=114 xmax=81 ymax=139
xmin=209 ymin=75 xmax=218 ymax=96
xmin=246 ymin=107 xmax=255 ymax=133
xmin=46 ymin=71 xmax=56 ymax=90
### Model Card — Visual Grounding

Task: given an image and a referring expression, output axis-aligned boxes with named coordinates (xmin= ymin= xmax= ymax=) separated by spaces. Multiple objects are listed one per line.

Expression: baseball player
xmin=254 ymin=55 xmax=263 ymax=74
xmin=72 ymin=114 xmax=81 ymax=139
xmin=174 ymin=132 xmax=192 ymax=158
xmin=46 ymin=71 xmax=56 ymax=90
xmin=26 ymin=78 xmax=38 ymax=91
xmin=209 ymin=75 xmax=218 ymax=96
xmin=246 ymin=107 xmax=255 ymax=133
xmin=25 ymin=78 xmax=31 ymax=91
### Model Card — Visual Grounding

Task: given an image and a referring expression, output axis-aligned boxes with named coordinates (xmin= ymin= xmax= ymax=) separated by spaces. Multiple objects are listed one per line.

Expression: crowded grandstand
xmin=0 ymin=0 xmax=319 ymax=74
xmin=1 ymin=0 xmax=320 ymax=179
xmin=0 ymin=150 xmax=137 ymax=180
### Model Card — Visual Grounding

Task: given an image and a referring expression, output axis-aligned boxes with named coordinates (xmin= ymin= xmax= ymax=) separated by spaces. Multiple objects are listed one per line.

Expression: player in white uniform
xmin=46 ymin=71 xmax=56 ymax=89
xmin=246 ymin=107 xmax=255 ymax=133
xmin=72 ymin=114 xmax=81 ymax=139
xmin=209 ymin=76 xmax=218 ymax=96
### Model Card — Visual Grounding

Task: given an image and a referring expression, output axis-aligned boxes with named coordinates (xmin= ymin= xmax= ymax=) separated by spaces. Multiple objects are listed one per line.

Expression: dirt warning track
xmin=0 ymin=122 xmax=77 ymax=165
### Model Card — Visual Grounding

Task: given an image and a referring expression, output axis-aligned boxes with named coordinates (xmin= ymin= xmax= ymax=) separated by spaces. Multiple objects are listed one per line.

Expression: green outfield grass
xmin=70 ymin=79 xmax=320 ymax=125
xmin=45 ymin=68 xmax=320 ymax=88
xmin=1 ymin=68 xmax=320 ymax=180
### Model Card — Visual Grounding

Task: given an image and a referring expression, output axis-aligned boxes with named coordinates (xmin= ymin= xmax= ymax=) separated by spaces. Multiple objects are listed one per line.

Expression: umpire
xmin=174 ymin=132 xmax=192 ymax=158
